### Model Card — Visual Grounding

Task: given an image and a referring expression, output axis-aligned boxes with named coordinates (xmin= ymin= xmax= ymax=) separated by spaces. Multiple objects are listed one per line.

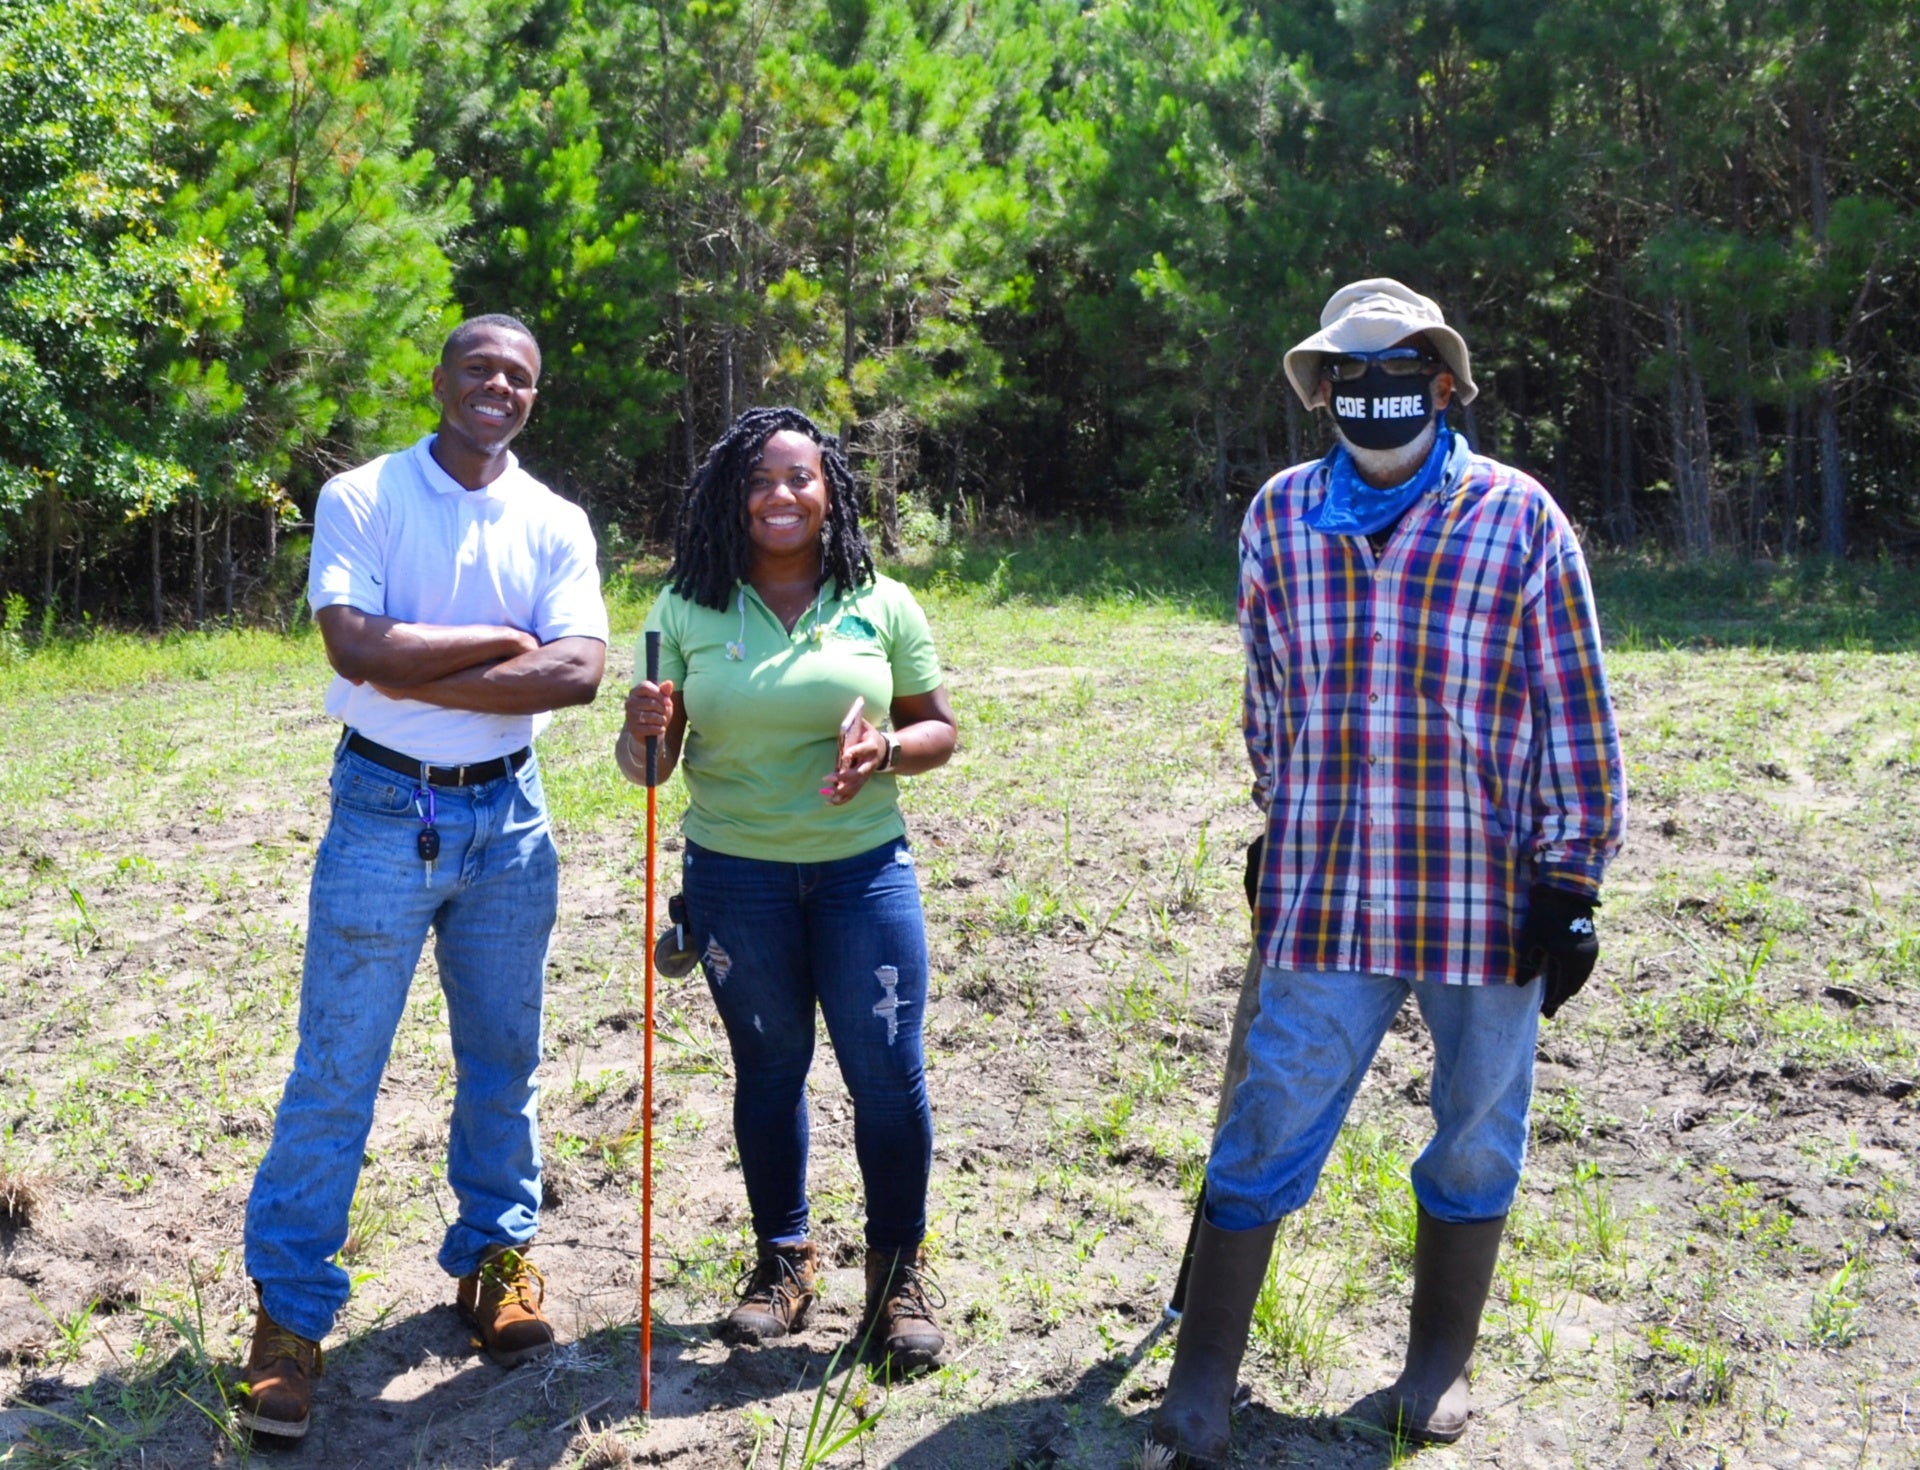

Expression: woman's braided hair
xmin=668 ymin=406 xmax=874 ymax=611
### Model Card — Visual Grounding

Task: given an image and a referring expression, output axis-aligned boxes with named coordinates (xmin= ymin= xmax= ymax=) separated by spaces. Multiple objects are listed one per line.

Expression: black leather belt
xmin=344 ymin=731 xmax=530 ymax=788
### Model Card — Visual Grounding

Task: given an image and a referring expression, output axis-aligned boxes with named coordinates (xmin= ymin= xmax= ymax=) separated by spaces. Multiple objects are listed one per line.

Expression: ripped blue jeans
xmin=681 ymin=836 xmax=933 ymax=1251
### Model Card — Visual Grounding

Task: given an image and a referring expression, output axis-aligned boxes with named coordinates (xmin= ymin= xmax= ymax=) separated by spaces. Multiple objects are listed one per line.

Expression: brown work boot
xmin=236 ymin=1299 xmax=323 ymax=1440
xmin=857 ymin=1246 xmax=946 ymax=1373
xmin=722 ymin=1239 xmax=818 ymax=1344
xmin=457 ymin=1245 xmax=556 ymax=1367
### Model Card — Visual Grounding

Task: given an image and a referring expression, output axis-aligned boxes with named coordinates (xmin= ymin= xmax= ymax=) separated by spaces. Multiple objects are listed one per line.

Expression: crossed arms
xmin=316 ymin=605 xmax=604 ymax=715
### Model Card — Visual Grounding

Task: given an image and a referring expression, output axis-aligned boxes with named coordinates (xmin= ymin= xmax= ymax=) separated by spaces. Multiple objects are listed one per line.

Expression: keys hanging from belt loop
xmin=412 ymin=784 xmax=440 ymax=885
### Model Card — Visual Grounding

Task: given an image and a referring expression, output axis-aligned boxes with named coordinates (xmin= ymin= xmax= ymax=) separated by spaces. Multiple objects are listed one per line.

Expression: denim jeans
xmin=681 ymin=837 xmax=933 ymax=1252
xmin=244 ymin=741 xmax=558 ymax=1341
xmin=1205 ymin=967 xmax=1540 ymax=1230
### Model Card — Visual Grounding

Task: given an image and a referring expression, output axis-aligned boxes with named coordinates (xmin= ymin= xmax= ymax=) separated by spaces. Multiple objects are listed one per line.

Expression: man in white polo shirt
xmin=237 ymin=314 xmax=608 ymax=1440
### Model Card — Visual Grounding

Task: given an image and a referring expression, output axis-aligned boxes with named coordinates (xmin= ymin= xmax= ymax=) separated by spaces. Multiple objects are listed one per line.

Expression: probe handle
xmin=644 ymin=631 xmax=661 ymax=788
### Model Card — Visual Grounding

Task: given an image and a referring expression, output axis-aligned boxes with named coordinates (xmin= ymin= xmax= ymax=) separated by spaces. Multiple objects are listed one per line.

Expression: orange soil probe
xmin=639 ymin=630 xmax=661 ymax=1413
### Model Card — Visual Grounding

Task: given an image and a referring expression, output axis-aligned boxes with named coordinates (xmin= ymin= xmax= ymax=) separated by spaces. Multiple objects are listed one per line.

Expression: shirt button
xmin=1369 ymin=693 xmax=1379 ymax=703
xmin=1373 ymin=632 xmax=1384 ymax=642
xmin=1368 ymin=754 xmax=1378 ymax=765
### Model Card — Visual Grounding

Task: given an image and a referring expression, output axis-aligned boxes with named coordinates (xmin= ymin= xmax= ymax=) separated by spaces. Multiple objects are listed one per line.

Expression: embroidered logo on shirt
xmin=832 ymin=615 xmax=879 ymax=643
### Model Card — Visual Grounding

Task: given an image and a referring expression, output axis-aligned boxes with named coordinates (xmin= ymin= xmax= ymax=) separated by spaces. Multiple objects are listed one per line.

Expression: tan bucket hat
xmin=1283 ymin=278 xmax=1477 ymax=409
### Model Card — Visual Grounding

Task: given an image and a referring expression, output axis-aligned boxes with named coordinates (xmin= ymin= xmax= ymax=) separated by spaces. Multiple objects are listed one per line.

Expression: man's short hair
xmin=442 ymin=314 xmax=541 ymax=373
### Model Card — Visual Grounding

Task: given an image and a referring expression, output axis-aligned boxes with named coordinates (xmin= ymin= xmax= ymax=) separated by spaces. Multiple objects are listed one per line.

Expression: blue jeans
xmin=681 ymin=837 xmax=933 ymax=1252
xmin=1205 ymin=967 xmax=1540 ymax=1230
xmin=244 ymin=742 xmax=558 ymax=1342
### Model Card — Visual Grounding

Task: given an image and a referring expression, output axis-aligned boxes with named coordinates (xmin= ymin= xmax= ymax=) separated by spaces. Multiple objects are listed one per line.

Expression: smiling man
xmin=237 ymin=315 xmax=608 ymax=1440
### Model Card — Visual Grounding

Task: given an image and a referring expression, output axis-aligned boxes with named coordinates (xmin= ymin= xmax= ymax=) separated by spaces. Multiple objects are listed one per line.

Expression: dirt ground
xmin=2 ymin=619 xmax=1918 ymax=1469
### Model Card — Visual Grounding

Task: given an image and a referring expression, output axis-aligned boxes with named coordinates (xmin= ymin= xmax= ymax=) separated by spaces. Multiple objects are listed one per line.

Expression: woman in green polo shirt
xmin=616 ymin=406 xmax=957 ymax=1372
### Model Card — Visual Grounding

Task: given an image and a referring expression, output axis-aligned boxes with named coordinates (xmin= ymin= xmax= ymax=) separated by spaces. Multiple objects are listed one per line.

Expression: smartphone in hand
xmin=837 ymin=696 xmax=866 ymax=767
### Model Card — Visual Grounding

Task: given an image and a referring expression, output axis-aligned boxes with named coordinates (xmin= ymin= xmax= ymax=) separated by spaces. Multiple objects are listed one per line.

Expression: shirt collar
xmin=413 ymin=434 xmax=523 ymax=500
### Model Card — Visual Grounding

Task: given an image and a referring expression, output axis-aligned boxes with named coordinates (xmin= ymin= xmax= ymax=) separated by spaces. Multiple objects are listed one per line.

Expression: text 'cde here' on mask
xmin=1323 ymin=349 xmax=1442 ymax=452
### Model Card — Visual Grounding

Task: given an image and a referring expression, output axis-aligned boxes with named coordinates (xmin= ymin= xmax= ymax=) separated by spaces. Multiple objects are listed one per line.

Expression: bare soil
xmin=2 ymin=635 xmax=1918 ymax=1469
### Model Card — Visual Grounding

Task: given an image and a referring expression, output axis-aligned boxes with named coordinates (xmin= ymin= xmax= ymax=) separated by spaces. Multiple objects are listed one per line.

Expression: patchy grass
xmin=0 ymin=540 xmax=1916 ymax=1467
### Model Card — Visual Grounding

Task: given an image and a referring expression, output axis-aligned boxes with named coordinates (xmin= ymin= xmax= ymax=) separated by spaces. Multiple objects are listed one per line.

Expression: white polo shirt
xmin=308 ymin=435 xmax=609 ymax=764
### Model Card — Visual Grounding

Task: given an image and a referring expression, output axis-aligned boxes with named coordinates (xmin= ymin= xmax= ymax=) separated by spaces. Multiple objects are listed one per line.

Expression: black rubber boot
xmin=1150 ymin=1216 xmax=1278 ymax=1469
xmin=1378 ymin=1206 xmax=1506 ymax=1444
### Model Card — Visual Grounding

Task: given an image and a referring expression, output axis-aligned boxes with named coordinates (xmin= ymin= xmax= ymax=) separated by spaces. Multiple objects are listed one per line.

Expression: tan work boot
xmin=1150 ymin=1216 xmax=1279 ymax=1470
xmin=236 ymin=1298 xmax=323 ymax=1440
xmin=857 ymin=1246 xmax=945 ymax=1373
xmin=722 ymin=1239 xmax=818 ymax=1344
xmin=1373 ymin=1208 xmax=1506 ymax=1443
xmin=457 ymin=1245 xmax=556 ymax=1367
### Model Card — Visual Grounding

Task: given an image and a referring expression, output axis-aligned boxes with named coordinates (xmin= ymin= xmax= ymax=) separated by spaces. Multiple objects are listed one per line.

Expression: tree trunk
xmin=1663 ymin=299 xmax=1711 ymax=558
xmin=720 ymin=234 xmax=737 ymax=429
xmin=879 ymin=413 xmax=900 ymax=555
xmin=1606 ymin=264 xmax=1637 ymax=547
xmin=223 ymin=509 xmax=235 ymax=618
xmin=150 ymin=514 xmax=164 ymax=631
xmin=656 ymin=7 xmax=697 ymax=492
xmin=1211 ymin=400 xmax=1232 ymax=541
xmin=192 ymin=496 xmax=206 ymax=627
xmin=1782 ymin=308 xmax=1808 ymax=553
xmin=842 ymin=225 xmax=858 ymax=447
xmin=1736 ymin=323 xmax=1764 ymax=555
xmin=41 ymin=487 xmax=57 ymax=612
xmin=1449 ymin=299 xmax=1479 ymax=451
xmin=1816 ymin=351 xmax=1845 ymax=558
xmin=1511 ymin=351 xmax=1531 ymax=468
xmin=674 ymin=289 xmax=696 ymax=486
xmin=1804 ymin=101 xmax=1845 ymax=557
xmin=1732 ymin=133 xmax=1766 ymax=554
xmin=1683 ymin=302 xmax=1714 ymax=547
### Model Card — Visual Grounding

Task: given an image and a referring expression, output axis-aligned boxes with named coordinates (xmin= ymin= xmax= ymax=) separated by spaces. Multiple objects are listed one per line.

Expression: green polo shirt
xmin=641 ymin=575 xmax=945 ymax=862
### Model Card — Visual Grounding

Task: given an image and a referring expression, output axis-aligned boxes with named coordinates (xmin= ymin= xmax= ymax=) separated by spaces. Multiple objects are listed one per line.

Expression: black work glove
xmin=1244 ymin=835 xmax=1264 ymax=914
xmin=1518 ymin=883 xmax=1598 ymax=1019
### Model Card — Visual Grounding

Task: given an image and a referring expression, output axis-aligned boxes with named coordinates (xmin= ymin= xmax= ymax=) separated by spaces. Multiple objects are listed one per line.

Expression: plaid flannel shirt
xmin=1241 ymin=437 xmax=1625 ymax=987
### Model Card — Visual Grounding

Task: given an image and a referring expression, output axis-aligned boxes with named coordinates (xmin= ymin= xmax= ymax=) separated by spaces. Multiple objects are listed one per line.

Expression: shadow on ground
xmin=883 ymin=1319 xmax=1402 ymax=1470
xmin=217 ymin=1307 xmax=857 ymax=1466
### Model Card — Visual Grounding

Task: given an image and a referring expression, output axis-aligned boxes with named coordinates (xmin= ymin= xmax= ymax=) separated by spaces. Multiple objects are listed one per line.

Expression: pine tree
xmin=0 ymin=0 xmax=211 ymax=621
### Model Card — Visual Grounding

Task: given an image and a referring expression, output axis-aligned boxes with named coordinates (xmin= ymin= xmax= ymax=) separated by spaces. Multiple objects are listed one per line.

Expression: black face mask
xmin=1327 ymin=363 xmax=1438 ymax=450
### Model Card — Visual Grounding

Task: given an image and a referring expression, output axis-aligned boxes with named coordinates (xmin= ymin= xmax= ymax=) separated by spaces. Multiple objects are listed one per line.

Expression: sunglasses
xmin=1321 ymin=347 xmax=1443 ymax=382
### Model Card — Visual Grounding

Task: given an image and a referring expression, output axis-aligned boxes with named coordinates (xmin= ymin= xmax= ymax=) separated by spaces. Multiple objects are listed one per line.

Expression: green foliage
xmin=0 ymin=0 xmax=210 ymax=539
xmin=163 ymin=0 xmax=469 ymax=499
xmin=1059 ymin=0 xmax=1323 ymax=528
xmin=425 ymin=12 xmax=680 ymax=506
xmin=6 ymin=0 xmax=1920 ymax=624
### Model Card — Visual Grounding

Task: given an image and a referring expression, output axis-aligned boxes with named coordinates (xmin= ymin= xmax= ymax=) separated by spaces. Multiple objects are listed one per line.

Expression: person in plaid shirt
xmin=1153 ymin=279 xmax=1626 ymax=1466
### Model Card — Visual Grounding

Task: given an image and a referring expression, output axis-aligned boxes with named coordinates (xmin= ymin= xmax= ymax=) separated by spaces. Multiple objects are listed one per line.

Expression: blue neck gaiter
xmin=1303 ymin=424 xmax=1454 ymax=538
